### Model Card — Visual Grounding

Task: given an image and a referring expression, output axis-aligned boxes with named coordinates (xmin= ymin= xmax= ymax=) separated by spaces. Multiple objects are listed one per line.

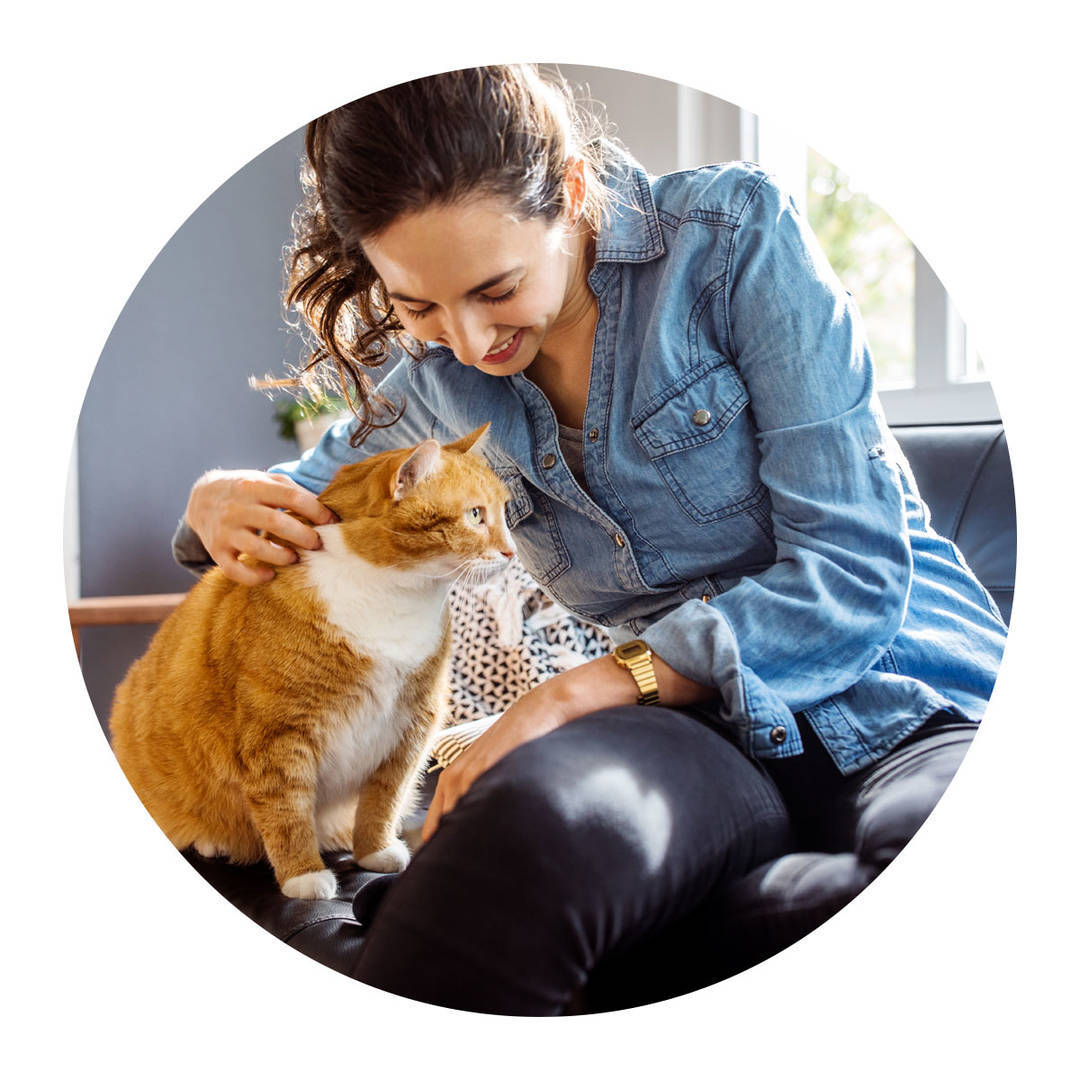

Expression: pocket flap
xmin=633 ymin=359 xmax=748 ymax=456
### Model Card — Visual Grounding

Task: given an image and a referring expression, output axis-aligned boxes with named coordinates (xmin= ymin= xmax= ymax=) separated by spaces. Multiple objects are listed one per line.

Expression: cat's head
xmin=319 ymin=423 xmax=515 ymax=582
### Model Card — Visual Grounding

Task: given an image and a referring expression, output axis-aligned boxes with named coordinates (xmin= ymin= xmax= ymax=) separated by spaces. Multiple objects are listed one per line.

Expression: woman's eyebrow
xmin=388 ymin=267 xmax=523 ymax=305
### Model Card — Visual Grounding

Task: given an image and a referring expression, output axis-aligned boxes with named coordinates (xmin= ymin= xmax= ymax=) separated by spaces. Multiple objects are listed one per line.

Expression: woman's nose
xmin=441 ymin=311 xmax=495 ymax=367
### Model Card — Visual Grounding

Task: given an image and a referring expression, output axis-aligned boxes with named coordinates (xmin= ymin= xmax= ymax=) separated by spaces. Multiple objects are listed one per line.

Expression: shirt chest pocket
xmin=631 ymin=357 xmax=766 ymax=525
xmin=495 ymin=467 xmax=572 ymax=585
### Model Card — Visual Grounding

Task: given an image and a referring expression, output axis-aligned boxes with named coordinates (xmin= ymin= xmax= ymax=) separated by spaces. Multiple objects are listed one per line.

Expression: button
xmin=692 ymin=409 xmax=711 ymax=426
xmin=541 ymin=453 xmax=556 ymax=469
xmin=587 ymin=428 xmax=600 ymax=442
xmin=769 ymin=725 xmax=787 ymax=745
xmin=701 ymin=594 xmax=712 ymax=603
xmin=614 ymin=534 xmax=625 ymax=548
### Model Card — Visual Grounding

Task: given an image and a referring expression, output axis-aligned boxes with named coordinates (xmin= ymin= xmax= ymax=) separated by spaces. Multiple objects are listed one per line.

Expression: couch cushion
xmin=892 ymin=423 xmax=1015 ymax=624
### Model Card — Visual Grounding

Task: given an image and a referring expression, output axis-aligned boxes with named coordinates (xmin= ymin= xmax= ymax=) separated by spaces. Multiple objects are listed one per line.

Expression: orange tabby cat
xmin=109 ymin=424 xmax=513 ymax=899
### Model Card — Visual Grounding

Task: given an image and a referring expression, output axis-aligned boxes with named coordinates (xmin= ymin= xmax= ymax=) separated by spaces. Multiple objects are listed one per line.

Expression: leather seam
xmin=949 ymin=430 xmax=1003 ymax=538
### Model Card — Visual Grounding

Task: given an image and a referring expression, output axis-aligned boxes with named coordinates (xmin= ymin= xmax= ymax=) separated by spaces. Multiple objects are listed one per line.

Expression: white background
xmin=3 ymin=2 xmax=1076 ymax=1076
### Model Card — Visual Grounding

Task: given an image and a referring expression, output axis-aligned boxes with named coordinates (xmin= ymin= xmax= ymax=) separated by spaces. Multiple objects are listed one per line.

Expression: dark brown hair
xmin=282 ymin=65 xmax=611 ymax=445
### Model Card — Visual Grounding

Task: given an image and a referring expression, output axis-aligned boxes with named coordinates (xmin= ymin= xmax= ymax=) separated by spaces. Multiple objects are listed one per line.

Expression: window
xmin=551 ymin=67 xmax=998 ymax=425
xmin=751 ymin=116 xmax=999 ymax=425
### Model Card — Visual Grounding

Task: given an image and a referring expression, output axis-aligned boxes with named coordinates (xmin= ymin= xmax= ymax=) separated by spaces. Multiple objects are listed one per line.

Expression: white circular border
xmin=10 ymin=3 xmax=1076 ymax=1075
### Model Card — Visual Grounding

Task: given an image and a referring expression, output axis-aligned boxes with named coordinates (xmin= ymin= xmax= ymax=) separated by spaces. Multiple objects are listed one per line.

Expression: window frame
xmin=747 ymin=113 xmax=999 ymax=425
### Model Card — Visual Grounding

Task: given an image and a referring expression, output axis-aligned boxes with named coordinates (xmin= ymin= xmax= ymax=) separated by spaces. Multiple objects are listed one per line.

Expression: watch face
xmin=615 ymin=640 xmax=649 ymax=662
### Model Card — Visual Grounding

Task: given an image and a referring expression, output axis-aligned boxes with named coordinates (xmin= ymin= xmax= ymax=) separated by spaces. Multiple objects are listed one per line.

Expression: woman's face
xmin=360 ymin=196 xmax=588 ymax=377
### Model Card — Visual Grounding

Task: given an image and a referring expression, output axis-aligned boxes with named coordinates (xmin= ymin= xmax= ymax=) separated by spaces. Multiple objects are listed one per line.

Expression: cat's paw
xmin=193 ymin=839 xmax=228 ymax=859
xmin=355 ymin=839 xmax=410 ymax=873
xmin=281 ymin=868 xmax=338 ymax=900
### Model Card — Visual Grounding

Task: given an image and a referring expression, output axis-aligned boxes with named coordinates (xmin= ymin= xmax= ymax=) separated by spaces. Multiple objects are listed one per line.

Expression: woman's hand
xmin=421 ymin=650 xmax=716 ymax=843
xmin=184 ymin=469 xmax=338 ymax=585
xmin=422 ymin=680 xmax=573 ymax=844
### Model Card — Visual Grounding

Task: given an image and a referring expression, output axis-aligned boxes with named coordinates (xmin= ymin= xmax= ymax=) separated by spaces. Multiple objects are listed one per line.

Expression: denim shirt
xmin=265 ymin=151 xmax=1007 ymax=775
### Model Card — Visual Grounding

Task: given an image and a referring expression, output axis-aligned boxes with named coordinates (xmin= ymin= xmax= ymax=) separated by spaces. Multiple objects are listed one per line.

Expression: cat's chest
xmin=315 ymin=659 xmax=415 ymax=803
xmin=301 ymin=526 xmax=447 ymax=668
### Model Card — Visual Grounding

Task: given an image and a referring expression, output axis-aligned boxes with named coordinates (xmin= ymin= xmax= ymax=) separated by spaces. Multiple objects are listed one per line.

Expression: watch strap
xmin=614 ymin=641 xmax=660 ymax=706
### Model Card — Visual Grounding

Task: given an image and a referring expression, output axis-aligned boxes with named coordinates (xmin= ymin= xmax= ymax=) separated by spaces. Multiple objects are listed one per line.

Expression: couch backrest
xmin=891 ymin=423 xmax=1015 ymax=625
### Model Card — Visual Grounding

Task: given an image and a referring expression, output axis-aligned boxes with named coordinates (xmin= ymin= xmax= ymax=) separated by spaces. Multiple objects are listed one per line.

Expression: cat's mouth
xmin=440 ymin=554 xmax=513 ymax=587
xmin=468 ymin=556 xmax=512 ymax=582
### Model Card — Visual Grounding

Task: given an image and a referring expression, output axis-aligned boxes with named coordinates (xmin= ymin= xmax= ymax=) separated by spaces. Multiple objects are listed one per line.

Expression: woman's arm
xmin=638 ymin=172 xmax=912 ymax=760
xmin=426 ymin=172 xmax=909 ymax=828
xmin=423 ymin=650 xmax=713 ymax=840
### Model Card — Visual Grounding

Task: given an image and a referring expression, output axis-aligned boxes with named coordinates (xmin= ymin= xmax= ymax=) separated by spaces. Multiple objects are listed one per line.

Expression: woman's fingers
xmin=216 ymin=552 xmax=276 ymax=587
xmin=240 ymin=532 xmax=302 ymax=567
xmin=246 ymin=505 xmax=324 ymax=552
xmin=184 ymin=468 xmax=341 ymax=584
xmin=267 ymin=473 xmax=340 ymax=525
xmin=421 ymin=780 xmax=447 ymax=845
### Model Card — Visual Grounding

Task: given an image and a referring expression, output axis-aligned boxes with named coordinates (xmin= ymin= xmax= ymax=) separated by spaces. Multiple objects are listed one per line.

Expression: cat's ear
xmin=392 ymin=439 xmax=442 ymax=501
xmin=444 ymin=422 xmax=491 ymax=456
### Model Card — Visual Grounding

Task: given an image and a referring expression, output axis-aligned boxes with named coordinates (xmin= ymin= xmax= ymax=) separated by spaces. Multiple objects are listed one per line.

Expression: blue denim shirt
xmin=271 ymin=151 xmax=1007 ymax=775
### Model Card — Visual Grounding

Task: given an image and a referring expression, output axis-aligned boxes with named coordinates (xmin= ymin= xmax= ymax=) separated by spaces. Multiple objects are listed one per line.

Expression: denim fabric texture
xmin=271 ymin=151 xmax=1007 ymax=775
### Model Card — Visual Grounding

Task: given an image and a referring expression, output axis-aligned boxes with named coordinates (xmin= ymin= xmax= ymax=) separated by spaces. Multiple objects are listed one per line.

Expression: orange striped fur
xmin=109 ymin=424 xmax=512 ymax=899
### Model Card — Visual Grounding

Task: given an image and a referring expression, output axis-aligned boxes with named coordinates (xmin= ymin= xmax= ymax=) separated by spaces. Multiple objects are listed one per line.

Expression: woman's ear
xmin=563 ymin=156 xmax=587 ymax=224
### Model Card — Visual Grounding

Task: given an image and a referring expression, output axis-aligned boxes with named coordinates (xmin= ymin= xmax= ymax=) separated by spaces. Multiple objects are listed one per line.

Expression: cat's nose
xmin=501 ymin=549 xmax=515 ymax=561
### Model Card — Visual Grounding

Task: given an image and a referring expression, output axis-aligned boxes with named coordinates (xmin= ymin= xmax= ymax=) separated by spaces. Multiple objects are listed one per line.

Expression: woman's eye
xmin=479 ymin=286 xmax=518 ymax=305
xmin=466 ymin=506 xmax=485 ymax=525
xmin=401 ymin=304 xmax=433 ymax=319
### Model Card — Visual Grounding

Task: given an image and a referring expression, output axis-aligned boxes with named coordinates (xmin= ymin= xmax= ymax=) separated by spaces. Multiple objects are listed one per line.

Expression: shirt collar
xmin=591 ymin=147 xmax=666 ymax=264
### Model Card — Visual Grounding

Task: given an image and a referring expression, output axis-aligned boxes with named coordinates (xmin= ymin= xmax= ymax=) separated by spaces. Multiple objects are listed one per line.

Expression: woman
xmin=176 ymin=65 xmax=1006 ymax=1014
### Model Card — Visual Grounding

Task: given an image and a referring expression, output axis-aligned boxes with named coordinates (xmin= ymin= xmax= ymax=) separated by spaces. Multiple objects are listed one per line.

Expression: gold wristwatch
xmin=613 ymin=639 xmax=660 ymax=706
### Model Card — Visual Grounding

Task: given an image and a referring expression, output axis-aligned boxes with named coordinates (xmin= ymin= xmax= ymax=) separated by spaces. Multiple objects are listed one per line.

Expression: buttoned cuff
xmin=639 ymin=599 xmax=805 ymax=761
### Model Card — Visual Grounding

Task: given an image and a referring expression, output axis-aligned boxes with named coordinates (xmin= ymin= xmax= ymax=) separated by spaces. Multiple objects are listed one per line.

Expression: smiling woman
xmin=158 ymin=63 xmax=1007 ymax=1015
xmin=285 ymin=66 xmax=610 ymax=444
xmin=362 ymin=193 xmax=599 ymax=427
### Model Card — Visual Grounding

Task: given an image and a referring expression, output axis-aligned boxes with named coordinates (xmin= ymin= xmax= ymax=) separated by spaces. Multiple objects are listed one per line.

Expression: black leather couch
xmin=184 ymin=420 xmax=1015 ymax=1009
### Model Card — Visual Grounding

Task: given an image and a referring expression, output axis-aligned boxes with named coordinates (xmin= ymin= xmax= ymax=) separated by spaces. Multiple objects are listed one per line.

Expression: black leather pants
xmin=349 ymin=707 xmax=974 ymax=1015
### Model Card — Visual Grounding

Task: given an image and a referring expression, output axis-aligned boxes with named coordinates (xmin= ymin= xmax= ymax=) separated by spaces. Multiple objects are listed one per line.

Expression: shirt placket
xmin=512 ymin=269 xmax=658 ymax=599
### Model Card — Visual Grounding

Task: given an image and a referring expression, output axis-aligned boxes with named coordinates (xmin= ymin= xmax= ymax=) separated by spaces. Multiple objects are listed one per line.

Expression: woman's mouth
xmin=480 ymin=329 xmax=524 ymax=365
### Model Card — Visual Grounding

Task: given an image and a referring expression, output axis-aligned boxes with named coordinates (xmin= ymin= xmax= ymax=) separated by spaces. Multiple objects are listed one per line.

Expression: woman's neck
xmin=528 ymin=230 xmax=598 ymax=427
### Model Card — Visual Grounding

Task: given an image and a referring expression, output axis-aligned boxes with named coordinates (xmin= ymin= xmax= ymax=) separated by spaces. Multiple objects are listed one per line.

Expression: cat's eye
xmin=466 ymin=506 xmax=485 ymax=526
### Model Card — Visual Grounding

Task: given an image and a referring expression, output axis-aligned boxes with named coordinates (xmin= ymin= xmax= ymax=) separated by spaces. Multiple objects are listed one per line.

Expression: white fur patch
xmin=300 ymin=527 xmax=449 ymax=814
xmin=281 ymin=868 xmax=338 ymax=900
xmin=302 ymin=527 xmax=449 ymax=666
xmin=315 ymin=687 xmax=412 ymax=810
xmin=356 ymin=838 xmax=410 ymax=873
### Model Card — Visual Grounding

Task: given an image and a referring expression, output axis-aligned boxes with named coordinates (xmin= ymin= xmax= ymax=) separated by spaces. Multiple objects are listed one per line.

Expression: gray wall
xmin=77 ymin=127 xmax=308 ymax=726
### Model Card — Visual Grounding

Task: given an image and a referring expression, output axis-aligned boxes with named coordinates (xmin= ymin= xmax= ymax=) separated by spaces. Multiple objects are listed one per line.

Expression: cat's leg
xmin=353 ymin=712 xmax=441 ymax=873
xmin=317 ymin=796 xmax=359 ymax=852
xmin=242 ymin=750 xmax=337 ymax=900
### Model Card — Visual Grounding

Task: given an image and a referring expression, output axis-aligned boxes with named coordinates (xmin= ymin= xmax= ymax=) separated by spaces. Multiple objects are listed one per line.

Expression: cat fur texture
xmin=108 ymin=424 xmax=513 ymax=899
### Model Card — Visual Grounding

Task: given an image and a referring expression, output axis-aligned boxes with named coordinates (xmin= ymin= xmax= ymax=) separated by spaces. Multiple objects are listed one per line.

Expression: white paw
xmin=193 ymin=840 xmax=227 ymax=859
xmin=356 ymin=839 xmax=410 ymax=873
xmin=281 ymin=868 xmax=337 ymax=900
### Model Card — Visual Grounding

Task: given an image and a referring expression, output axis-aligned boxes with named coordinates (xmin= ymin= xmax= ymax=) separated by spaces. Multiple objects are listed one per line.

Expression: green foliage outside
xmin=273 ymin=393 xmax=350 ymax=441
xmin=805 ymin=148 xmax=915 ymax=388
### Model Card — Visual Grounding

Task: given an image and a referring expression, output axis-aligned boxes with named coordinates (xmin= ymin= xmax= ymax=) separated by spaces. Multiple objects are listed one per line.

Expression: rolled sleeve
xmin=640 ymin=173 xmax=912 ymax=757
xmin=171 ymin=517 xmax=214 ymax=577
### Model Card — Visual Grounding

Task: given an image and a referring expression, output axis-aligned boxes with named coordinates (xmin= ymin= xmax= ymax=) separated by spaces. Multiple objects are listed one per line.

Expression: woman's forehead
xmin=362 ymin=197 xmax=559 ymax=298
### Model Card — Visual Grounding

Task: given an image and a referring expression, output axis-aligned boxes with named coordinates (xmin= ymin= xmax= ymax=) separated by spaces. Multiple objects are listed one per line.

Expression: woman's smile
xmin=361 ymin=196 xmax=591 ymax=377
xmin=480 ymin=329 xmax=524 ymax=365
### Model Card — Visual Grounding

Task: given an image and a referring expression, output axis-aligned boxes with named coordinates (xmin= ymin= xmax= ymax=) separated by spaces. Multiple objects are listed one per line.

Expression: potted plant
xmin=272 ymin=393 xmax=351 ymax=452
xmin=250 ymin=373 xmax=352 ymax=453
